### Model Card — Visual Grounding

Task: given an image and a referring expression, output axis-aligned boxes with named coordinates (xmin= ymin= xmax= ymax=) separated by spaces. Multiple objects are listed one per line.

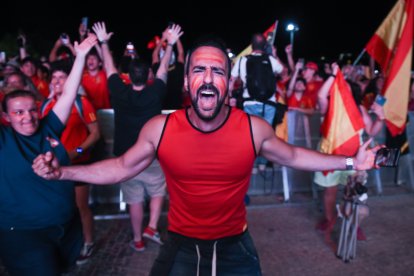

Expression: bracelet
xmin=167 ymin=43 xmax=174 ymax=47
xmin=100 ymin=40 xmax=108 ymax=44
xmin=329 ymin=74 xmax=336 ymax=78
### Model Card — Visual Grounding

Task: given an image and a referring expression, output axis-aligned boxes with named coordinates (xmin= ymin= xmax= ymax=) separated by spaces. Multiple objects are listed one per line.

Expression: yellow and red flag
xmin=319 ymin=70 xmax=365 ymax=174
xmin=234 ymin=22 xmax=278 ymax=60
xmin=365 ymin=0 xmax=414 ymax=136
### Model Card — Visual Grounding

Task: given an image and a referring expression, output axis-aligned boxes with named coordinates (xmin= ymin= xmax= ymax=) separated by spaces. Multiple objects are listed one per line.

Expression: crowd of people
xmin=0 ymin=18 xmax=412 ymax=275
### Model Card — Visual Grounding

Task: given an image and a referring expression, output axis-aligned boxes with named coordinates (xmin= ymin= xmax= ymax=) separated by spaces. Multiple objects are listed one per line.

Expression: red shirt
xmin=304 ymin=80 xmax=323 ymax=109
xmin=81 ymin=70 xmax=111 ymax=110
xmin=120 ymin=73 xmax=131 ymax=85
xmin=158 ymin=108 xmax=255 ymax=239
xmin=31 ymin=75 xmax=50 ymax=98
xmin=287 ymin=93 xmax=314 ymax=109
xmin=42 ymin=96 xmax=97 ymax=163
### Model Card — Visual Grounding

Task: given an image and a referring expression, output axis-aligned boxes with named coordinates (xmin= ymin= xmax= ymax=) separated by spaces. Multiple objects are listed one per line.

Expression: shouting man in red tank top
xmin=33 ymin=24 xmax=382 ymax=276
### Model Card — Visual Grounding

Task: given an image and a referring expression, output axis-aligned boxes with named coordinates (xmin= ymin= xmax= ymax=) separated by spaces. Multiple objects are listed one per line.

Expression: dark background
xmin=0 ymin=0 xmax=397 ymax=65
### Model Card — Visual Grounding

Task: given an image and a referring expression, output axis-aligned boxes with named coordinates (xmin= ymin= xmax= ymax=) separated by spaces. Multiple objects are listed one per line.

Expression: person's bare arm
xmin=317 ymin=63 xmax=339 ymax=114
xmin=49 ymin=36 xmax=76 ymax=62
xmin=152 ymin=37 xmax=165 ymax=65
xmin=288 ymin=106 xmax=315 ymax=115
xmin=285 ymin=44 xmax=295 ymax=73
xmin=250 ymin=116 xmax=379 ymax=171
xmin=361 ymin=103 xmax=384 ymax=137
xmin=176 ymin=37 xmax=185 ymax=63
xmin=33 ymin=115 xmax=166 ymax=184
xmin=228 ymin=57 xmax=242 ymax=93
xmin=67 ymin=121 xmax=100 ymax=160
xmin=92 ymin=22 xmax=116 ymax=77
xmin=52 ymin=35 xmax=98 ymax=123
xmin=79 ymin=22 xmax=88 ymax=42
xmin=49 ymin=38 xmax=63 ymax=62
xmin=286 ymin=61 xmax=303 ymax=98
xmin=156 ymin=24 xmax=183 ymax=83
xmin=18 ymin=34 xmax=27 ymax=60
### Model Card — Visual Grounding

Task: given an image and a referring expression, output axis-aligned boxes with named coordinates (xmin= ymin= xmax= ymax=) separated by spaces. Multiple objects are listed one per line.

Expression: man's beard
xmin=190 ymin=83 xmax=227 ymax=122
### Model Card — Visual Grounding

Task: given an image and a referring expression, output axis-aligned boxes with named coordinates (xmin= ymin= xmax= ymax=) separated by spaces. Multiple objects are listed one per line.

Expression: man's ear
xmin=184 ymin=76 xmax=189 ymax=92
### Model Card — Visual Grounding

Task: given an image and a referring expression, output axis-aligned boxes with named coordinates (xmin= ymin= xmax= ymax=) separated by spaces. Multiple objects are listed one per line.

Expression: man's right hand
xmin=32 ymin=151 xmax=62 ymax=180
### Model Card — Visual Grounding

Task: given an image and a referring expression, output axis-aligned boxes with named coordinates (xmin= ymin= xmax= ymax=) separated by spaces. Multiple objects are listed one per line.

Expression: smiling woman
xmin=2 ymin=90 xmax=39 ymax=136
xmin=0 ymin=35 xmax=98 ymax=275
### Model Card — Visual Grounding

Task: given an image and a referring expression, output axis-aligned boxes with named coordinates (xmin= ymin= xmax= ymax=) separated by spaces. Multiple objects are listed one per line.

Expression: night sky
xmin=1 ymin=0 xmax=397 ymax=64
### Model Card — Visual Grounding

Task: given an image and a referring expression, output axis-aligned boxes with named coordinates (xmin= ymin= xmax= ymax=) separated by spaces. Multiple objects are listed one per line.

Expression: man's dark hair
xmin=86 ymin=47 xmax=101 ymax=62
xmin=251 ymin=33 xmax=266 ymax=51
xmin=20 ymin=56 xmax=39 ymax=68
xmin=2 ymin=89 xmax=37 ymax=113
xmin=185 ymin=34 xmax=231 ymax=79
xmin=50 ymin=60 xmax=73 ymax=76
xmin=296 ymin=77 xmax=307 ymax=86
xmin=128 ymin=58 xmax=149 ymax=86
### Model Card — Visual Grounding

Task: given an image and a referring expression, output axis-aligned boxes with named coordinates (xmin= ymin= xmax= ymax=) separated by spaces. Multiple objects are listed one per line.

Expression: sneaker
xmin=143 ymin=227 xmax=163 ymax=245
xmin=76 ymin=243 xmax=95 ymax=265
xmin=357 ymin=227 xmax=367 ymax=241
xmin=129 ymin=240 xmax=145 ymax=252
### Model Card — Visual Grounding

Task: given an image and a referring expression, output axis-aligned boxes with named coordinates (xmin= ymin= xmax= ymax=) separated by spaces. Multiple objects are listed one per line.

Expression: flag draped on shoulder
xmin=319 ymin=70 xmax=365 ymax=175
xmin=365 ymin=0 xmax=414 ymax=136
xmin=234 ymin=22 xmax=277 ymax=60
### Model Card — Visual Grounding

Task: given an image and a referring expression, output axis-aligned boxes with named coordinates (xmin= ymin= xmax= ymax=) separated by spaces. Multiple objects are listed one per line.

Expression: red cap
xmin=305 ymin=61 xmax=318 ymax=71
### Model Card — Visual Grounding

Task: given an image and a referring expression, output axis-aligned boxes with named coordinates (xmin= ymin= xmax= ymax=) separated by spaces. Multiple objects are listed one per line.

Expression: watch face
xmin=346 ymin=158 xmax=354 ymax=169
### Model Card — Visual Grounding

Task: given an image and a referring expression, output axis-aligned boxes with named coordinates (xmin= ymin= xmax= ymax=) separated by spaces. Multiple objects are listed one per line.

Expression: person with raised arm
xmin=92 ymin=21 xmax=182 ymax=252
xmin=0 ymin=34 xmax=97 ymax=275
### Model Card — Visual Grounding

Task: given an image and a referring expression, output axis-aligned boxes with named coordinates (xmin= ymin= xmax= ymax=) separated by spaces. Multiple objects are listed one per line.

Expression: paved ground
xmin=1 ymin=186 xmax=414 ymax=276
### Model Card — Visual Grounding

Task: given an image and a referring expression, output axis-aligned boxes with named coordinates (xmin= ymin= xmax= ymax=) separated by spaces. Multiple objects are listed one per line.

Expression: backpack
xmin=41 ymin=94 xmax=85 ymax=123
xmin=245 ymin=54 xmax=277 ymax=102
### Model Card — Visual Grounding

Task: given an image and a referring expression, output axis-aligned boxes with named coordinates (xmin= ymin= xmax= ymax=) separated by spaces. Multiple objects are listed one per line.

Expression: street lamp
xmin=286 ymin=23 xmax=299 ymax=50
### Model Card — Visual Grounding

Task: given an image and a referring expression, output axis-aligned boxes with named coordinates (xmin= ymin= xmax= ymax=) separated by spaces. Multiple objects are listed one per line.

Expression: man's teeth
xmin=201 ymin=91 xmax=215 ymax=96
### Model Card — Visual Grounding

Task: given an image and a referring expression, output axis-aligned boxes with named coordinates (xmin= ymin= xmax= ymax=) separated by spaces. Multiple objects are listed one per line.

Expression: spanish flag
xmin=319 ymin=70 xmax=365 ymax=174
xmin=365 ymin=0 xmax=414 ymax=136
xmin=234 ymin=22 xmax=278 ymax=60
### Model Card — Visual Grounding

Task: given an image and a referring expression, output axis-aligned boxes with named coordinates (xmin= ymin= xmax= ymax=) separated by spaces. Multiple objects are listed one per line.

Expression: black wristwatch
xmin=76 ymin=147 xmax=84 ymax=155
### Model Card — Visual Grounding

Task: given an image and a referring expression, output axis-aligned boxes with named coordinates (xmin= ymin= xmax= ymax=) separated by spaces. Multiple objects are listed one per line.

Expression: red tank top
xmin=157 ymin=107 xmax=256 ymax=239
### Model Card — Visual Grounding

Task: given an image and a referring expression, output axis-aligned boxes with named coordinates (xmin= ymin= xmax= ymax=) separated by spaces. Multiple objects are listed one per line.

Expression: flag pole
xmin=269 ymin=20 xmax=279 ymax=45
xmin=352 ymin=49 xmax=366 ymax=66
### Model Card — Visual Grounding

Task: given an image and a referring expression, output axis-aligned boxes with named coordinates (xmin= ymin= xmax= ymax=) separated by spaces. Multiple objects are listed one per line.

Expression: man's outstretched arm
xmin=33 ymin=115 xmax=167 ymax=184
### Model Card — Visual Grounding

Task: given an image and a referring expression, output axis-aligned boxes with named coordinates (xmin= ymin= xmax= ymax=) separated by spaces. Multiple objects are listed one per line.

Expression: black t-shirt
xmin=153 ymin=62 xmax=185 ymax=110
xmin=108 ymin=74 xmax=166 ymax=156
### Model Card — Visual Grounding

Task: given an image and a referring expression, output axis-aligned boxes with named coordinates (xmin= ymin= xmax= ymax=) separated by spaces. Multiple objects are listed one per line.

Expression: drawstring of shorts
xmin=194 ymin=241 xmax=218 ymax=276
xmin=212 ymin=241 xmax=217 ymax=276
xmin=195 ymin=244 xmax=201 ymax=276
